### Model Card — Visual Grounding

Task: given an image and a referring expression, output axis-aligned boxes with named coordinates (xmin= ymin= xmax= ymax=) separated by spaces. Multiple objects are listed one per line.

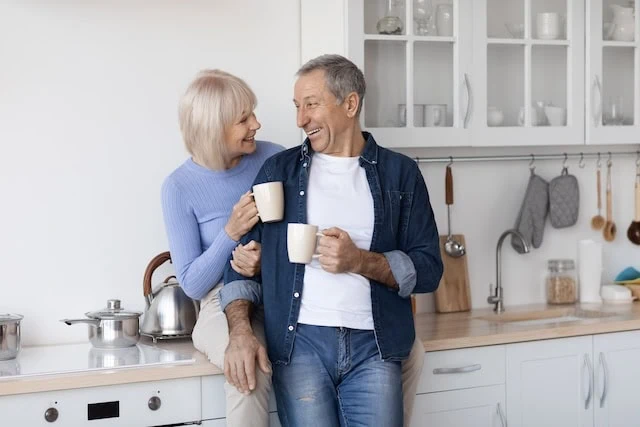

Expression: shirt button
xmin=299 ymin=191 xmax=305 ymax=196
xmin=303 ymin=162 xmax=308 ymax=168
xmin=288 ymin=325 xmax=294 ymax=331
xmin=294 ymin=292 xmax=300 ymax=298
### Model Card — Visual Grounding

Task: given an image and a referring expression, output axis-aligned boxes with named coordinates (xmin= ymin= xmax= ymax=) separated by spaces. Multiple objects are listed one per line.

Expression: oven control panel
xmin=0 ymin=377 xmax=200 ymax=425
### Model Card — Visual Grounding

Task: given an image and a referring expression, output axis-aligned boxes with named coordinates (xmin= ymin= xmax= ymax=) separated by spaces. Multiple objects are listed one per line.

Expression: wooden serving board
xmin=434 ymin=235 xmax=471 ymax=313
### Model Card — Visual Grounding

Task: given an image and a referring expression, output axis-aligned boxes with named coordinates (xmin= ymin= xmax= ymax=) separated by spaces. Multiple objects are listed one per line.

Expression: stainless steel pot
xmin=0 ymin=314 xmax=23 ymax=361
xmin=61 ymin=299 xmax=142 ymax=349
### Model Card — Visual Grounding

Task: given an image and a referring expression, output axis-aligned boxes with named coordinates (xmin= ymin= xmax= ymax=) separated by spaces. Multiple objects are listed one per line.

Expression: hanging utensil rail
xmin=415 ymin=150 xmax=640 ymax=164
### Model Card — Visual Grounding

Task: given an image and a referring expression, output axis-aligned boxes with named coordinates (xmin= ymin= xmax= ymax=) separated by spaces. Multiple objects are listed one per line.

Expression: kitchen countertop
xmin=3 ymin=302 xmax=640 ymax=396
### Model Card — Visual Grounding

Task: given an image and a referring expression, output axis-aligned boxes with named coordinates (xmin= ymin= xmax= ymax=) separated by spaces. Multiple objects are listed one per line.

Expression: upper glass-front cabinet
xmin=586 ymin=0 xmax=640 ymax=144
xmin=472 ymin=0 xmax=585 ymax=146
xmin=347 ymin=0 xmax=474 ymax=147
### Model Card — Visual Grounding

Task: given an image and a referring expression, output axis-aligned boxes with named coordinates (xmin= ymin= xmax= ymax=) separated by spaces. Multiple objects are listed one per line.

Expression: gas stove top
xmin=0 ymin=341 xmax=194 ymax=379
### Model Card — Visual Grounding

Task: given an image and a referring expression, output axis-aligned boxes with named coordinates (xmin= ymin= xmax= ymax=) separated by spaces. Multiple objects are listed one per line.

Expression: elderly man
xmin=220 ymin=54 xmax=443 ymax=427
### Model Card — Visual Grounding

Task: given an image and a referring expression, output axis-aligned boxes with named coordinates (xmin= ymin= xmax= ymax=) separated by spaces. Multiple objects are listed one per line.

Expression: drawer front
xmin=202 ymin=375 xmax=278 ymax=420
xmin=0 ymin=377 xmax=201 ymax=426
xmin=417 ymin=345 xmax=505 ymax=394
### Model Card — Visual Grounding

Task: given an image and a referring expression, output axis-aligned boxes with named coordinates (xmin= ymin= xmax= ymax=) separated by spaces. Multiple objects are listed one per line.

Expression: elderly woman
xmin=162 ymin=69 xmax=425 ymax=426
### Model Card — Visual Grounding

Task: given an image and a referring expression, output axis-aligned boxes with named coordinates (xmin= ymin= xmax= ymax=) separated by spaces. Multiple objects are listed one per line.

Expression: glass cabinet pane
xmin=364 ymin=40 xmax=407 ymax=127
xmin=602 ymin=0 xmax=636 ymax=41
xmin=487 ymin=0 xmax=524 ymax=39
xmin=532 ymin=46 xmax=568 ymax=127
xmin=414 ymin=42 xmax=453 ymax=127
xmin=365 ymin=0 xmax=407 ymax=35
xmin=602 ymin=47 xmax=635 ymax=126
xmin=531 ymin=0 xmax=567 ymax=40
xmin=487 ymin=45 xmax=524 ymax=127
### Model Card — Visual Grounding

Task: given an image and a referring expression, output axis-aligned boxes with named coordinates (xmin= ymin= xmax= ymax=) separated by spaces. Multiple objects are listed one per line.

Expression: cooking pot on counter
xmin=0 ymin=314 xmax=23 ymax=360
xmin=140 ymin=251 xmax=199 ymax=342
xmin=61 ymin=299 xmax=142 ymax=348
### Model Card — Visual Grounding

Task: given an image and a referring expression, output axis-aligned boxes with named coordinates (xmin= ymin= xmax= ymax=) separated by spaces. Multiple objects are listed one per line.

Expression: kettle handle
xmin=143 ymin=251 xmax=173 ymax=298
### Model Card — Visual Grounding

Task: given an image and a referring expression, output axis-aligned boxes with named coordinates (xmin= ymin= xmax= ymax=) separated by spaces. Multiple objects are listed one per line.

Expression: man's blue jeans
xmin=272 ymin=324 xmax=403 ymax=427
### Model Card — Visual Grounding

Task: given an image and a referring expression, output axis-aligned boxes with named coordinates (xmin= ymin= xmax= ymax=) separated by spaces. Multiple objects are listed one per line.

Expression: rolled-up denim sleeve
xmin=383 ymin=250 xmax=417 ymax=298
xmin=219 ymin=279 xmax=262 ymax=312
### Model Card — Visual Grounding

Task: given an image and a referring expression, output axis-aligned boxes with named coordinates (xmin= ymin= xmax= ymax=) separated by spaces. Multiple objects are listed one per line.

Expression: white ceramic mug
xmin=544 ymin=105 xmax=566 ymax=126
xmin=424 ymin=104 xmax=447 ymax=127
xmin=287 ymin=223 xmax=325 ymax=264
xmin=536 ymin=12 xmax=561 ymax=40
xmin=251 ymin=181 xmax=284 ymax=223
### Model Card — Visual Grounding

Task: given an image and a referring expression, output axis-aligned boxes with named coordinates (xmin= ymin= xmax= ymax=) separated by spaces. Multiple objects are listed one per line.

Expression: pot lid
xmin=0 ymin=314 xmax=23 ymax=324
xmin=86 ymin=299 xmax=142 ymax=320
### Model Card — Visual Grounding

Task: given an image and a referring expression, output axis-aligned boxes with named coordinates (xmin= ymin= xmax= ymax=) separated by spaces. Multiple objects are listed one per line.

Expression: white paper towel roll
xmin=578 ymin=239 xmax=603 ymax=303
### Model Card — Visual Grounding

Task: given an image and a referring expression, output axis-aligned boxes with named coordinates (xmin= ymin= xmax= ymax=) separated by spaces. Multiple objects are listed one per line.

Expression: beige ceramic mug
xmin=287 ymin=223 xmax=325 ymax=264
xmin=251 ymin=182 xmax=284 ymax=223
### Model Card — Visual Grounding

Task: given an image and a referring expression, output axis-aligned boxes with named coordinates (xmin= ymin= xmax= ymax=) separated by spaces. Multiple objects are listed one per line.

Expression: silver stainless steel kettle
xmin=140 ymin=252 xmax=199 ymax=343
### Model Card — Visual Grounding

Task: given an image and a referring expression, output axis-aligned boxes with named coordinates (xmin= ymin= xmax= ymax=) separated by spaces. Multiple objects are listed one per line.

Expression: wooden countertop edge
xmin=0 ymin=362 xmax=222 ymax=397
xmin=422 ymin=319 xmax=640 ymax=352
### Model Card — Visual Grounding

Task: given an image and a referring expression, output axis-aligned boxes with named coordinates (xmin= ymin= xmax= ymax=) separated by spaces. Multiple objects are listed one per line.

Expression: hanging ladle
xmin=626 ymin=154 xmax=640 ymax=245
xmin=591 ymin=154 xmax=605 ymax=230
xmin=444 ymin=162 xmax=466 ymax=257
xmin=603 ymin=156 xmax=617 ymax=242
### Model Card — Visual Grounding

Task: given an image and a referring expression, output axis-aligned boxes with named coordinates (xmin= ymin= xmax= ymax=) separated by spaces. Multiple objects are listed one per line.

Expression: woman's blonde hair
xmin=178 ymin=69 xmax=257 ymax=170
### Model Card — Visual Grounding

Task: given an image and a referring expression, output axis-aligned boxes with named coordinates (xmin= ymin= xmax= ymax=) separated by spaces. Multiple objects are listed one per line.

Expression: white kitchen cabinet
xmin=303 ymin=0 xmax=639 ymax=147
xmin=471 ymin=0 xmax=585 ymax=146
xmin=506 ymin=335 xmax=593 ymax=427
xmin=411 ymin=385 xmax=506 ymax=427
xmin=345 ymin=0 xmax=474 ymax=148
xmin=593 ymin=330 xmax=640 ymax=427
xmin=586 ymin=0 xmax=640 ymax=145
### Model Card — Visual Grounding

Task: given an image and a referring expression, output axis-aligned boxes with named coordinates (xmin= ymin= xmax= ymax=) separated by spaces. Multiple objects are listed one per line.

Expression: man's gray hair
xmin=296 ymin=54 xmax=366 ymax=116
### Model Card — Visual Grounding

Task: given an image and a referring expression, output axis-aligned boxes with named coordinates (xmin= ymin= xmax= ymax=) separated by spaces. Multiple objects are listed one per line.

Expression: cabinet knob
xmin=148 ymin=396 xmax=161 ymax=411
xmin=44 ymin=407 xmax=59 ymax=422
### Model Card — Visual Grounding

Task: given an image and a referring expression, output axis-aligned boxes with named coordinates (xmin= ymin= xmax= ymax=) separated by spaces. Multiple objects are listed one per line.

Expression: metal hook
xmin=562 ymin=153 xmax=568 ymax=169
xmin=447 ymin=156 xmax=453 ymax=167
xmin=529 ymin=154 xmax=535 ymax=173
xmin=578 ymin=152 xmax=585 ymax=168
xmin=597 ymin=152 xmax=602 ymax=169
xmin=607 ymin=151 xmax=612 ymax=167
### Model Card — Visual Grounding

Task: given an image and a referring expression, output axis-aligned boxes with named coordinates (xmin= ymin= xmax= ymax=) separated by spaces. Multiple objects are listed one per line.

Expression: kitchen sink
xmin=474 ymin=308 xmax=619 ymax=326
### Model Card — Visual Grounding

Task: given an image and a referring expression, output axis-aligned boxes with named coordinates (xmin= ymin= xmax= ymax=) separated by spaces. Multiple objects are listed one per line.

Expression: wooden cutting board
xmin=434 ymin=235 xmax=471 ymax=312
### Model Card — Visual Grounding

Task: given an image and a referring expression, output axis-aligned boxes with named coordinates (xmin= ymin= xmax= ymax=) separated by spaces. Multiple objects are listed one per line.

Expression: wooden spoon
xmin=591 ymin=168 xmax=605 ymax=230
xmin=603 ymin=161 xmax=617 ymax=242
xmin=627 ymin=172 xmax=640 ymax=245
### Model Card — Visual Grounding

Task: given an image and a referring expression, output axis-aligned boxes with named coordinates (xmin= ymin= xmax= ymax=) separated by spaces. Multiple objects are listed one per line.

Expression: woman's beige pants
xmin=192 ymin=285 xmax=425 ymax=427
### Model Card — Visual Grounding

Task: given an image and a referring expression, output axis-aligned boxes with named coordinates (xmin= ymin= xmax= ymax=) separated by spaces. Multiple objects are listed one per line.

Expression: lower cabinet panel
xmin=410 ymin=385 xmax=506 ymax=427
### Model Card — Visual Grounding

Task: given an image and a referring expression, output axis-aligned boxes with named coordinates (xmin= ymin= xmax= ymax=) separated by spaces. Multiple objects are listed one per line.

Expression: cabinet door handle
xmin=583 ymin=354 xmax=593 ymax=410
xmin=463 ymin=73 xmax=473 ymax=129
xmin=433 ymin=364 xmax=481 ymax=374
xmin=592 ymin=75 xmax=602 ymax=127
xmin=497 ymin=402 xmax=506 ymax=427
xmin=599 ymin=352 xmax=609 ymax=408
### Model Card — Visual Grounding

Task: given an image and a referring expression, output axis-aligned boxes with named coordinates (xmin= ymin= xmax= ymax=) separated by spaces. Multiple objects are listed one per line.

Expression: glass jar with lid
xmin=546 ymin=259 xmax=578 ymax=304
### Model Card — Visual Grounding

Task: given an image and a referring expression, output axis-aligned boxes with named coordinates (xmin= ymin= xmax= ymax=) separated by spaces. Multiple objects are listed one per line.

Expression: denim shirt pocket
xmin=387 ymin=190 xmax=413 ymax=237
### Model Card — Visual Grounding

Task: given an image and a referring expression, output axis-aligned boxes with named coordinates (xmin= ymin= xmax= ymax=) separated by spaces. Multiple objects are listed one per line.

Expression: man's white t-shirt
xmin=297 ymin=152 xmax=375 ymax=330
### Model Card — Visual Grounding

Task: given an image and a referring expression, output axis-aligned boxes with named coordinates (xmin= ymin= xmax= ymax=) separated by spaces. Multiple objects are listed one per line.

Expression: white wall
xmin=0 ymin=0 xmax=301 ymax=345
xmin=1 ymin=1 xmax=639 ymax=347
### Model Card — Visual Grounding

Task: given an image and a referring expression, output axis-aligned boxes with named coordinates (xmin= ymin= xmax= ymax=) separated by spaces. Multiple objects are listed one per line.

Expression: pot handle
xmin=143 ymin=251 xmax=173 ymax=298
xmin=61 ymin=318 xmax=100 ymax=327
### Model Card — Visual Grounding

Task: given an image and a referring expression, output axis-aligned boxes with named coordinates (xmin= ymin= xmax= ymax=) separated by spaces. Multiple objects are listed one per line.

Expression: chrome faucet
xmin=487 ymin=229 xmax=530 ymax=313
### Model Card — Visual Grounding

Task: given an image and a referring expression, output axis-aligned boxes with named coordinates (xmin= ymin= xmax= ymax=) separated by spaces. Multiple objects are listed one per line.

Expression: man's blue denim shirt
xmin=221 ymin=132 xmax=443 ymax=364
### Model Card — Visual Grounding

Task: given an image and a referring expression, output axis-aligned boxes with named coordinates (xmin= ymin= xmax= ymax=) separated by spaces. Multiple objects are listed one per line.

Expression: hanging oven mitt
xmin=549 ymin=167 xmax=580 ymax=228
xmin=512 ymin=173 xmax=549 ymax=253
